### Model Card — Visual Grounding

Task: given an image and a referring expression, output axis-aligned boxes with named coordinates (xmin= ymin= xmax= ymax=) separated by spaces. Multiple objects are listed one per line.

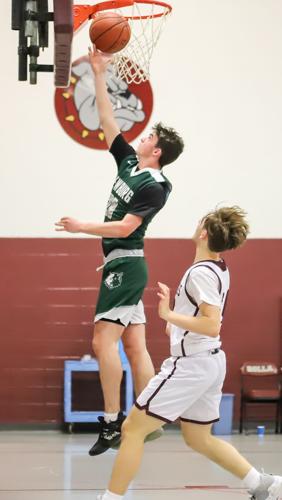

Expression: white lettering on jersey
xmin=106 ymin=194 xmax=119 ymax=219
xmin=113 ymin=176 xmax=134 ymax=203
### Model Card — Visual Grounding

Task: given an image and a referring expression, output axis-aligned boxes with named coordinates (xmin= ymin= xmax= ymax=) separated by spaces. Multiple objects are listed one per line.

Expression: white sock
xmin=243 ymin=468 xmax=261 ymax=491
xmin=104 ymin=412 xmax=119 ymax=424
xmin=102 ymin=489 xmax=124 ymax=499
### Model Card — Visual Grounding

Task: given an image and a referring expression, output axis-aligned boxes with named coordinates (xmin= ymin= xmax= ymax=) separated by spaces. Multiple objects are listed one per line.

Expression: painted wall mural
xmin=55 ymin=55 xmax=153 ymax=149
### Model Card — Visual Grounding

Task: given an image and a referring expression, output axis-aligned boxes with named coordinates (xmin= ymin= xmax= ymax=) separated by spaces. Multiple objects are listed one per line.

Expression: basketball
xmin=89 ymin=12 xmax=131 ymax=54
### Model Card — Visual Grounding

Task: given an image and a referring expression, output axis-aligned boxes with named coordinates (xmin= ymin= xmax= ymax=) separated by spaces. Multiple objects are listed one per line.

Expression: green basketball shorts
xmin=94 ymin=256 xmax=148 ymax=327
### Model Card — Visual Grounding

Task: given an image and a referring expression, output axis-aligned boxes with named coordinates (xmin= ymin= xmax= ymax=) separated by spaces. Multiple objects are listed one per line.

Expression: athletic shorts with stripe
xmin=94 ymin=256 xmax=148 ymax=327
xmin=135 ymin=349 xmax=226 ymax=424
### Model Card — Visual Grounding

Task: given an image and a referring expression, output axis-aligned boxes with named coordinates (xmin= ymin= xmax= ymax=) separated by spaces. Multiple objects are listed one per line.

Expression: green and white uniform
xmin=95 ymin=134 xmax=172 ymax=326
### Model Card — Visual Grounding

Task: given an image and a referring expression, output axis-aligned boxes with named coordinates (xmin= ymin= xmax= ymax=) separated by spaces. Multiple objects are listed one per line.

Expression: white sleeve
xmin=186 ymin=267 xmax=221 ymax=307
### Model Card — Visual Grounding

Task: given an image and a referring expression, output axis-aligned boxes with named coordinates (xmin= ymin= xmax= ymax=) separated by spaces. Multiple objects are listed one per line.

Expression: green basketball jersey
xmin=102 ymin=135 xmax=172 ymax=256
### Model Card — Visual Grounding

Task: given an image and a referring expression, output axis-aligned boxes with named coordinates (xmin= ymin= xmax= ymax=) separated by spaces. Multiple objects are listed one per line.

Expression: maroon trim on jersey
xmin=184 ymin=270 xmax=198 ymax=307
xmin=180 ymin=417 xmax=220 ymax=424
xmin=181 ymin=306 xmax=199 ymax=356
xmin=221 ymin=290 xmax=229 ymax=318
xmin=194 ymin=259 xmax=227 ymax=271
xmin=185 ymin=290 xmax=198 ymax=307
xmin=214 ymin=259 xmax=227 ymax=271
xmin=181 ymin=338 xmax=186 ymax=356
xmin=134 ymin=402 xmax=172 ymax=423
xmin=192 ymin=264 xmax=223 ymax=294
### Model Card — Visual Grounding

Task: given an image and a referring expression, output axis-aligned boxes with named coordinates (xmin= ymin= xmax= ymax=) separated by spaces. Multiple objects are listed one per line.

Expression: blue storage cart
xmin=64 ymin=342 xmax=134 ymax=431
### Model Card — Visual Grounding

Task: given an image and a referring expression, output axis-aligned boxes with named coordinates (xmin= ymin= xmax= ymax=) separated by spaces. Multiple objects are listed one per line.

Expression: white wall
xmin=1 ymin=0 xmax=282 ymax=238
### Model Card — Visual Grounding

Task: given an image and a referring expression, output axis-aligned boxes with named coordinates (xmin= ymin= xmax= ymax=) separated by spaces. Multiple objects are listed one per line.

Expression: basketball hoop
xmin=73 ymin=0 xmax=172 ymax=84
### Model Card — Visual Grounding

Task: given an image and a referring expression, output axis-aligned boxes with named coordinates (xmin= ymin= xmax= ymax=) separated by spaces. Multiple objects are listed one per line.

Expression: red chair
xmin=239 ymin=362 xmax=281 ymax=434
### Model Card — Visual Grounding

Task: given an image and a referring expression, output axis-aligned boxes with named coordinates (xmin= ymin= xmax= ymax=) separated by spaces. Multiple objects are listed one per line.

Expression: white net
xmin=109 ymin=1 xmax=171 ymax=84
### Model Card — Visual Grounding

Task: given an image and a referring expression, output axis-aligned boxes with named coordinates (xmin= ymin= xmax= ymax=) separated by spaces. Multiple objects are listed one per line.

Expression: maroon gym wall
xmin=0 ymin=238 xmax=281 ymax=425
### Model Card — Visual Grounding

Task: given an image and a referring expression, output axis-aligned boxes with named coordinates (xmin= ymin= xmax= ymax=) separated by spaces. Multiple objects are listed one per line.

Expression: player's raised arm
xmin=88 ymin=46 xmax=120 ymax=148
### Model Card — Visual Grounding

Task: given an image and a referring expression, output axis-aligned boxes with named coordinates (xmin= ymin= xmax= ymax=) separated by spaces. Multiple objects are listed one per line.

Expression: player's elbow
xmin=100 ymin=116 xmax=117 ymax=133
xmin=119 ymin=224 xmax=135 ymax=238
xmin=119 ymin=218 xmax=141 ymax=238
xmin=99 ymin=115 xmax=109 ymax=129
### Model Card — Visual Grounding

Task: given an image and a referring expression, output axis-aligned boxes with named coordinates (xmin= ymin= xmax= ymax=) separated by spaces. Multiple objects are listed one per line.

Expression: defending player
xmin=97 ymin=206 xmax=282 ymax=500
xmin=55 ymin=47 xmax=184 ymax=455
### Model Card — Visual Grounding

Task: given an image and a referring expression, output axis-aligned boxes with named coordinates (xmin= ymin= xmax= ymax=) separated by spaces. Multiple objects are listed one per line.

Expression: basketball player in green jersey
xmin=55 ymin=47 xmax=184 ymax=455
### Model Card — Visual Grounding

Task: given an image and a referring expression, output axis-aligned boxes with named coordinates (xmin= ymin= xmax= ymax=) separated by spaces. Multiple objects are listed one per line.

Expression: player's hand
xmin=55 ymin=217 xmax=82 ymax=233
xmin=157 ymin=282 xmax=171 ymax=321
xmin=88 ymin=44 xmax=112 ymax=74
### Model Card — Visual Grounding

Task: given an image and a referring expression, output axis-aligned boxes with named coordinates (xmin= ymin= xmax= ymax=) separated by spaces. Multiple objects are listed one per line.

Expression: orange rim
xmin=93 ymin=0 xmax=171 ymax=19
xmin=73 ymin=0 xmax=172 ymax=31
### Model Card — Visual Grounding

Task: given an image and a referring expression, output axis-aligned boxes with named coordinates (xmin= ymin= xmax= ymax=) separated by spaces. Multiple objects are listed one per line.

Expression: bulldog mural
xmin=55 ymin=55 xmax=153 ymax=149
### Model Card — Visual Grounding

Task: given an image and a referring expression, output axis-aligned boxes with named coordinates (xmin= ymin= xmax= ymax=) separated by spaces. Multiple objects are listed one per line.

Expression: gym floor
xmin=0 ymin=429 xmax=281 ymax=500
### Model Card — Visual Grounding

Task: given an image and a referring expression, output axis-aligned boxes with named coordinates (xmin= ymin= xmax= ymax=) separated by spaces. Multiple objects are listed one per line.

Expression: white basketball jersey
xmin=170 ymin=259 xmax=230 ymax=357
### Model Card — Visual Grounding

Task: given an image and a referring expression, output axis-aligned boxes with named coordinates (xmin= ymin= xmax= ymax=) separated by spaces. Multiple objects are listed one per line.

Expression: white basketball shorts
xmin=94 ymin=300 xmax=146 ymax=327
xmin=135 ymin=349 xmax=226 ymax=424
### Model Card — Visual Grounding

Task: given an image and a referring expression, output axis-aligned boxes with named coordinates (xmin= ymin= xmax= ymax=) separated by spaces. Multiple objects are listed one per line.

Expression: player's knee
xmin=91 ymin=336 xmax=101 ymax=356
xmin=91 ymin=335 xmax=108 ymax=357
xmin=121 ymin=418 xmax=136 ymax=440
xmin=120 ymin=416 xmax=131 ymax=436
xmin=182 ymin=431 xmax=193 ymax=448
xmin=124 ymin=344 xmax=144 ymax=364
xmin=92 ymin=330 xmax=118 ymax=358
xmin=184 ymin=432 xmax=212 ymax=452
xmin=121 ymin=415 xmax=147 ymax=440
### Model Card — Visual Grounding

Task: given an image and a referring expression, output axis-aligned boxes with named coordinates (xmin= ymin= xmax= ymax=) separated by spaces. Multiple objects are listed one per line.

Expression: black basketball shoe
xmin=88 ymin=412 xmax=126 ymax=456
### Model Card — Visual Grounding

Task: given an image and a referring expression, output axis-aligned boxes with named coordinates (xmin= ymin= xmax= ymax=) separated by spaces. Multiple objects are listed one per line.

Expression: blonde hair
xmin=203 ymin=206 xmax=249 ymax=252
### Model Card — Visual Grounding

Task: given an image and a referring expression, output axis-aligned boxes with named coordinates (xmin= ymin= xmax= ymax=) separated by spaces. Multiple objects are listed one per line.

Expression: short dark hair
xmin=153 ymin=122 xmax=184 ymax=168
xmin=203 ymin=206 xmax=250 ymax=252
